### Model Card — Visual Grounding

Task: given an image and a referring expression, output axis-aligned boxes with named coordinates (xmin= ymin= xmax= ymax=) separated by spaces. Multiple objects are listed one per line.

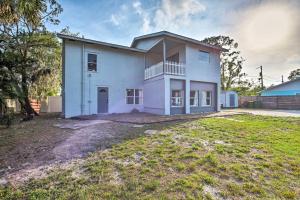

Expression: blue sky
xmin=47 ymin=0 xmax=300 ymax=86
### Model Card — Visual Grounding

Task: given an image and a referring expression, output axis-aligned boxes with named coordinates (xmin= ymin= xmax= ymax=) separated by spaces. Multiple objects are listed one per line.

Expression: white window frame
xmin=171 ymin=90 xmax=184 ymax=107
xmin=190 ymin=90 xmax=199 ymax=107
xmin=87 ymin=53 xmax=98 ymax=72
xmin=126 ymin=89 xmax=143 ymax=105
xmin=199 ymin=50 xmax=210 ymax=63
xmin=202 ymin=91 xmax=212 ymax=107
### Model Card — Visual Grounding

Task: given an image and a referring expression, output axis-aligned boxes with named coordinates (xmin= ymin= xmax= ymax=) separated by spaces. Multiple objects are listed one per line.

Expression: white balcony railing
xmin=145 ymin=61 xmax=186 ymax=80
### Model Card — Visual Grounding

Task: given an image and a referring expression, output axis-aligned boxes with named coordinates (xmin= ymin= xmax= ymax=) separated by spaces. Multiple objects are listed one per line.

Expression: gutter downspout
xmin=61 ymin=39 xmax=65 ymax=117
xmin=81 ymin=43 xmax=85 ymax=115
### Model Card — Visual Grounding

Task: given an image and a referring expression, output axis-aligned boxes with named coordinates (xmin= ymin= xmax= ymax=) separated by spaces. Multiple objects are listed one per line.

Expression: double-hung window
xmin=202 ymin=91 xmax=212 ymax=106
xmin=126 ymin=89 xmax=143 ymax=104
xmin=199 ymin=50 xmax=210 ymax=63
xmin=171 ymin=90 xmax=184 ymax=107
xmin=190 ymin=90 xmax=199 ymax=107
xmin=87 ymin=53 xmax=97 ymax=71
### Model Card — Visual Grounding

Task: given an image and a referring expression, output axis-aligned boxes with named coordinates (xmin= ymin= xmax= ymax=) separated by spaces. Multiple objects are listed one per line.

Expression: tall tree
xmin=201 ymin=36 xmax=245 ymax=90
xmin=28 ymin=38 xmax=61 ymax=101
xmin=288 ymin=68 xmax=300 ymax=80
xmin=0 ymin=0 xmax=62 ymax=117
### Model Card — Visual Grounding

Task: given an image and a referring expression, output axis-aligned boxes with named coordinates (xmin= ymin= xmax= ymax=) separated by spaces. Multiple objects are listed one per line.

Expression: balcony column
xmin=185 ymin=80 xmax=190 ymax=114
xmin=163 ymin=39 xmax=166 ymax=74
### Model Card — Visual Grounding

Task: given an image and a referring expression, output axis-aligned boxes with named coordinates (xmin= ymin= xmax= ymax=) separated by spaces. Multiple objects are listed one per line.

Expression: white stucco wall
xmin=185 ymin=44 xmax=221 ymax=111
xmin=134 ymin=37 xmax=161 ymax=50
xmin=64 ymin=40 xmax=145 ymax=118
xmin=64 ymin=36 xmax=222 ymax=117
xmin=143 ymin=75 xmax=165 ymax=115
xmin=64 ymin=42 xmax=82 ymax=117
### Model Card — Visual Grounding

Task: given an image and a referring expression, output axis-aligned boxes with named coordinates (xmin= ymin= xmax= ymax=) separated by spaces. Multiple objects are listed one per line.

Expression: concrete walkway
xmin=223 ymin=108 xmax=300 ymax=117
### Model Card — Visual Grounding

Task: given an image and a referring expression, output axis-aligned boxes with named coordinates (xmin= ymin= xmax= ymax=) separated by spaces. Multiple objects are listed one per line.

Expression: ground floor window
xmin=171 ymin=90 xmax=184 ymax=107
xmin=202 ymin=91 xmax=212 ymax=106
xmin=126 ymin=89 xmax=143 ymax=104
xmin=190 ymin=90 xmax=199 ymax=107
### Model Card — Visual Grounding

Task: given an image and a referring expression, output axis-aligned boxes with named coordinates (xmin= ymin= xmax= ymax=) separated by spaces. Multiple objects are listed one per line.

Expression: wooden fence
xmin=239 ymin=96 xmax=300 ymax=110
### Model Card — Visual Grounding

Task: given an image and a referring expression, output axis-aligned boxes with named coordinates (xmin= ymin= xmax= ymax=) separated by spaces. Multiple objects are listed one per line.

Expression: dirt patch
xmin=0 ymin=114 xmax=73 ymax=176
xmin=144 ymin=129 xmax=158 ymax=135
xmin=6 ymin=158 xmax=84 ymax=186
xmin=1 ymin=115 xmax=182 ymax=185
xmin=203 ymin=185 xmax=224 ymax=200
xmin=216 ymin=116 xmax=244 ymax=122
xmin=54 ymin=119 xmax=111 ymax=129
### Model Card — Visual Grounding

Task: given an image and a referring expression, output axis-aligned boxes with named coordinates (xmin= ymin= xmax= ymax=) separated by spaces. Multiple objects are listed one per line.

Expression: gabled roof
xmin=131 ymin=31 xmax=226 ymax=51
xmin=263 ymin=77 xmax=300 ymax=91
xmin=57 ymin=33 xmax=147 ymax=53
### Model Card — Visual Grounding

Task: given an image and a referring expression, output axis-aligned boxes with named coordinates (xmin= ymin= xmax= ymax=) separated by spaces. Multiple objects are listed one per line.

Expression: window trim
xmin=126 ymin=89 xmax=143 ymax=105
xmin=190 ymin=90 xmax=199 ymax=107
xmin=87 ymin=52 xmax=98 ymax=72
xmin=171 ymin=90 xmax=184 ymax=108
xmin=202 ymin=91 xmax=212 ymax=107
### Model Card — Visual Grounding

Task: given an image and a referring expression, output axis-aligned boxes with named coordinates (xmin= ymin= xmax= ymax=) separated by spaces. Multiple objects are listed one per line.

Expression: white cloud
xmin=227 ymin=1 xmax=300 ymax=85
xmin=132 ymin=0 xmax=206 ymax=33
xmin=110 ymin=14 xmax=120 ymax=26
xmin=110 ymin=4 xmax=129 ymax=26
xmin=108 ymin=0 xmax=299 ymax=85
xmin=133 ymin=1 xmax=151 ymax=33
xmin=153 ymin=0 xmax=206 ymax=31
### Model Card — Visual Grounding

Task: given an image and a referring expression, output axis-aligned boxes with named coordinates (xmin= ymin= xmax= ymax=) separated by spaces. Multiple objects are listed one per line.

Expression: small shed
xmin=221 ymin=91 xmax=238 ymax=108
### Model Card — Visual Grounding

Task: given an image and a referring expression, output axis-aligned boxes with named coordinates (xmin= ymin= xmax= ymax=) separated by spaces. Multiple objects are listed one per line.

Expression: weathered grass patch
xmin=0 ymin=114 xmax=299 ymax=199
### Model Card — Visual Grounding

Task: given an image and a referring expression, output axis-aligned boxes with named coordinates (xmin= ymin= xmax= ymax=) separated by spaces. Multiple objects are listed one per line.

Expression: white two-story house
xmin=58 ymin=31 xmax=224 ymax=118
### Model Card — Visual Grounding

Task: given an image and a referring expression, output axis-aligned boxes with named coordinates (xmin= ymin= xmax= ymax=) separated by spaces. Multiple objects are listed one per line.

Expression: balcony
xmin=145 ymin=61 xmax=186 ymax=80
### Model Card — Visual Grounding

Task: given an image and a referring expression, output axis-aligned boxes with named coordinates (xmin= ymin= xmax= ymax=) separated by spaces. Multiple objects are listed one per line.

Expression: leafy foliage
xmin=202 ymin=36 xmax=246 ymax=90
xmin=288 ymin=68 xmax=300 ymax=80
xmin=0 ymin=0 xmax=62 ymax=117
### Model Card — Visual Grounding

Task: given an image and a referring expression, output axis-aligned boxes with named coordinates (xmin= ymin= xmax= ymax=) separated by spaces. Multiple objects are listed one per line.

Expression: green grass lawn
xmin=1 ymin=115 xmax=300 ymax=199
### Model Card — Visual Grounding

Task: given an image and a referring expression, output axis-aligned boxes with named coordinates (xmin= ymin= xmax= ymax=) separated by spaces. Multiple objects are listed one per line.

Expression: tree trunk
xmin=21 ymin=73 xmax=39 ymax=118
xmin=24 ymin=96 xmax=39 ymax=116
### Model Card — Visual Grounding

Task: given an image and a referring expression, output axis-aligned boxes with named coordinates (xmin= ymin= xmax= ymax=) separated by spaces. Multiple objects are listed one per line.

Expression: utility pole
xmin=281 ymin=75 xmax=284 ymax=83
xmin=257 ymin=66 xmax=264 ymax=89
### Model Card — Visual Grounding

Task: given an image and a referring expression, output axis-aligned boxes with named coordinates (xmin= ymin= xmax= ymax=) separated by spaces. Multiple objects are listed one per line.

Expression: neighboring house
xmin=261 ymin=78 xmax=300 ymax=96
xmin=58 ymin=31 xmax=224 ymax=118
xmin=221 ymin=91 xmax=238 ymax=108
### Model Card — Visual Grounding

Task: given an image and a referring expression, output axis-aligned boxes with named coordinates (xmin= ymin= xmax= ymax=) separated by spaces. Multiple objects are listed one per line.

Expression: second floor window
xmin=199 ymin=51 xmax=210 ymax=63
xmin=126 ymin=89 xmax=143 ymax=104
xmin=171 ymin=90 xmax=184 ymax=107
xmin=88 ymin=53 xmax=97 ymax=71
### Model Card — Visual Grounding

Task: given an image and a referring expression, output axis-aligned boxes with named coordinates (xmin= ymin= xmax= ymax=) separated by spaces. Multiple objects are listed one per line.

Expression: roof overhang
xmin=263 ymin=77 xmax=300 ymax=92
xmin=131 ymin=31 xmax=227 ymax=52
xmin=57 ymin=33 xmax=147 ymax=53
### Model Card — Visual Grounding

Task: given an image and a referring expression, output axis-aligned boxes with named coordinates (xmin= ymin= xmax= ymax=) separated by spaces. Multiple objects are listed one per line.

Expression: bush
xmin=0 ymin=109 xmax=15 ymax=128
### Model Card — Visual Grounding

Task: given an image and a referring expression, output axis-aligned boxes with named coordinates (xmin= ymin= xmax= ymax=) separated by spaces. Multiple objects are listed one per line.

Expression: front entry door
xmin=229 ymin=94 xmax=235 ymax=107
xmin=98 ymin=87 xmax=108 ymax=113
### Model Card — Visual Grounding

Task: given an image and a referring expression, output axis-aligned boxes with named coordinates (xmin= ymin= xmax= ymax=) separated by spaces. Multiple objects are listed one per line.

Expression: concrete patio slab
xmin=72 ymin=111 xmax=245 ymax=124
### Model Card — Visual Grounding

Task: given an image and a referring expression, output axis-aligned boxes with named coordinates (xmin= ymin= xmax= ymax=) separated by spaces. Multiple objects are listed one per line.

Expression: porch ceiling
xmin=148 ymin=38 xmax=184 ymax=54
